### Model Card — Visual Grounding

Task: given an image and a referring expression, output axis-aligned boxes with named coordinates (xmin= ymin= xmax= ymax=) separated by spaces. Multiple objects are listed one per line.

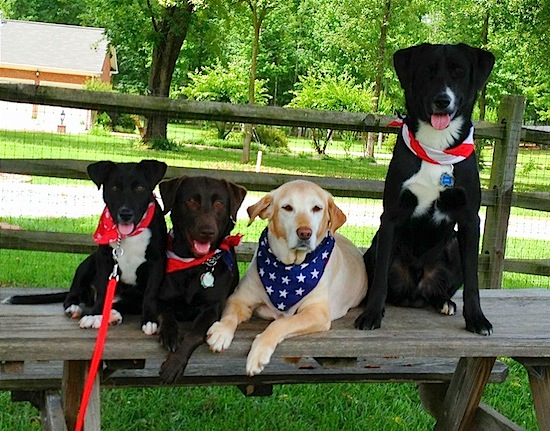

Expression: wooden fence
xmin=1 ymin=83 xmax=550 ymax=288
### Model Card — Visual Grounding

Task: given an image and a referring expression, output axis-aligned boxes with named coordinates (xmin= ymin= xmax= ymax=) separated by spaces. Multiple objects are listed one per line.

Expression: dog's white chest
xmin=112 ymin=229 xmax=152 ymax=285
xmin=403 ymin=162 xmax=453 ymax=217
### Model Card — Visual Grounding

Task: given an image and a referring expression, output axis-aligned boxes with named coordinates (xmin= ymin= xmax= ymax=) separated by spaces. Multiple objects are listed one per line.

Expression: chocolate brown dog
xmin=156 ymin=176 xmax=246 ymax=383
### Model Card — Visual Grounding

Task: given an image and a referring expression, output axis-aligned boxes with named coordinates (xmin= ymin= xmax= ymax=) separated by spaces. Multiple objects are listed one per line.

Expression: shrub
xmin=254 ymin=126 xmax=289 ymax=149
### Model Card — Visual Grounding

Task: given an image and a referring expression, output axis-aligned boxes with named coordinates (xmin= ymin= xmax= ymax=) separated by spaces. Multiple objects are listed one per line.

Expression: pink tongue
xmin=118 ymin=223 xmax=135 ymax=236
xmin=193 ymin=241 xmax=211 ymax=256
xmin=432 ymin=114 xmax=451 ymax=130
xmin=431 ymin=114 xmax=451 ymax=130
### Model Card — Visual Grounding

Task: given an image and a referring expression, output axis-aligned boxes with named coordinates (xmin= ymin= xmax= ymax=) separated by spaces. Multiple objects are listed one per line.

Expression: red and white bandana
xmin=93 ymin=200 xmax=156 ymax=245
xmin=165 ymin=232 xmax=242 ymax=274
xmin=388 ymin=119 xmax=475 ymax=165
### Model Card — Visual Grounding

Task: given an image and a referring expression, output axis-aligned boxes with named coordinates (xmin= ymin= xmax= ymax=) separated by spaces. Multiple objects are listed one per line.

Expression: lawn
xmin=0 ymin=124 xmax=547 ymax=430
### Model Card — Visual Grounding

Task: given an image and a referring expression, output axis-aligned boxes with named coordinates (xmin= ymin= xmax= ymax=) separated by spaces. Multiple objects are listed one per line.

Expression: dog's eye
xmin=110 ymin=186 xmax=118 ymax=192
xmin=282 ymin=205 xmax=293 ymax=212
xmin=312 ymin=205 xmax=322 ymax=213
xmin=450 ymin=66 xmax=464 ymax=79
xmin=213 ymin=200 xmax=224 ymax=211
xmin=187 ymin=199 xmax=200 ymax=209
xmin=135 ymin=185 xmax=145 ymax=192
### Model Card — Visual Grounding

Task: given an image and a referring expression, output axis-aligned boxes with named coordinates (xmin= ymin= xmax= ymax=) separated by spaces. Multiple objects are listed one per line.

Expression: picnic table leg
xmin=524 ymin=364 xmax=550 ymax=430
xmin=434 ymin=357 xmax=496 ymax=431
xmin=62 ymin=360 xmax=101 ymax=431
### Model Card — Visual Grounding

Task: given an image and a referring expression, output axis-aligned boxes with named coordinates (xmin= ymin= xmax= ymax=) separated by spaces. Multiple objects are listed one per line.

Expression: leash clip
xmin=110 ymin=241 xmax=123 ymax=280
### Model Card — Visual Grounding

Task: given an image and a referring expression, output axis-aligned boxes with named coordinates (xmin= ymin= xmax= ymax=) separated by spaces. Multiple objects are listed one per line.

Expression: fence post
xmin=479 ymin=95 xmax=526 ymax=289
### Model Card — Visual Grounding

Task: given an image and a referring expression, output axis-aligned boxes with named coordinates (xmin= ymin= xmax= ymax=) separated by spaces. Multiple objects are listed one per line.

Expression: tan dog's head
xmin=247 ymin=180 xmax=346 ymax=265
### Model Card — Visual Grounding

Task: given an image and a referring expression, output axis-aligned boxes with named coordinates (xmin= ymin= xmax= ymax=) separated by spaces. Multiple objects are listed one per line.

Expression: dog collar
xmin=165 ymin=232 xmax=242 ymax=275
xmin=93 ymin=199 xmax=156 ymax=245
xmin=388 ymin=119 xmax=475 ymax=165
xmin=256 ymin=228 xmax=335 ymax=312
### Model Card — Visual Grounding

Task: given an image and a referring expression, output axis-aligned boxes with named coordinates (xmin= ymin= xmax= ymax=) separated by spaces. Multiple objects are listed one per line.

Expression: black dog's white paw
xmin=65 ymin=304 xmax=82 ymax=319
xmin=438 ymin=300 xmax=457 ymax=316
xmin=79 ymin=310 xmax=123 ymax=329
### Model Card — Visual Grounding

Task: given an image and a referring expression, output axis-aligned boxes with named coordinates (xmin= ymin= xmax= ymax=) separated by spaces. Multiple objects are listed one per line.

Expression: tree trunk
xmin=479 ymin=10 xmax=490 ymax=121
xmin=143 ymin=3 xmax=194 ymax=143
xmin=366 ymin=0 xmax=391 ymax=158
xmin=242 ymin=3 xmax=268 ymax=163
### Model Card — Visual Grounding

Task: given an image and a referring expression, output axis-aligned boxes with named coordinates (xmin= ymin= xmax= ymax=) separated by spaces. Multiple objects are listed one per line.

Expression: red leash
xmin=74 ymin=246 xmax=121 ymax=431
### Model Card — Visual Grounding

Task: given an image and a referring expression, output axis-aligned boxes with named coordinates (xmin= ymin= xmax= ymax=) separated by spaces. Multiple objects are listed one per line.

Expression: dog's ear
xmin=247 ymin=194 xmax=273 ymax=225
xmin=159 ymin=177 xmax=186 ymax=215
xmin=87 ymin=161 xmax=116 ymax=189
xmin=139 ymin=160 xmax=167 ymax=189
xmin=224 ymin=181 xmax=247 ymax=221
xmin=328 ymin=197 xmax=347 ymax=234
xmin=393 ymin=44 xmax=424 ymax=88
xmin=458 ymin=43 xmax=495 ymax=91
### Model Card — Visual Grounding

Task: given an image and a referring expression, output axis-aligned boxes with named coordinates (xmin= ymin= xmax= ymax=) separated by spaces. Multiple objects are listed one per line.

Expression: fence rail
xmin=1 ymin=84 xmax=550 ymax=286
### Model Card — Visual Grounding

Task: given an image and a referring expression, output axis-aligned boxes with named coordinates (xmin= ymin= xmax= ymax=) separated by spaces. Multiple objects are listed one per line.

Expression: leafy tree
xmin=288 ymin=72 xmax=376 ymax=154
xmin=178 ymin=61 xmax=270 ymax=138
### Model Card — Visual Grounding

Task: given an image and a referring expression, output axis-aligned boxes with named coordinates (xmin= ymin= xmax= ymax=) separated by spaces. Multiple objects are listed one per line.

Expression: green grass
xmin=0 ymin=125 xmax=548 ymax=430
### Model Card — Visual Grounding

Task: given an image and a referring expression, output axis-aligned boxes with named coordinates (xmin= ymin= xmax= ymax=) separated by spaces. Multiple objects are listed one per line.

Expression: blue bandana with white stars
xmin=256 ymin=227 xmax=335 ymax=312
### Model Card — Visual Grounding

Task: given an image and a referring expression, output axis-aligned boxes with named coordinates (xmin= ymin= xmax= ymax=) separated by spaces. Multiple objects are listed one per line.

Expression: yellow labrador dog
xmin=207 ymin=180 xmax=368 ymax=376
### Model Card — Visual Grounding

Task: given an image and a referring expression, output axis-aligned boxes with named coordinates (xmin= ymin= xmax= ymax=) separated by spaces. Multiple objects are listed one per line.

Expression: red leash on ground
xmin=74 ymin=247 xmax=121 ymax=431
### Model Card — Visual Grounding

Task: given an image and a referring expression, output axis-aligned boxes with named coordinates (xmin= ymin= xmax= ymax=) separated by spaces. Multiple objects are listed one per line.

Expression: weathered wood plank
xmin=0 ymin=357 xmax=508 ymax=392
xmin=0 ymin=83 xmax=506 ymax=139
xmin=1 ymin=289 xmax=550 ymax=362
xmin=480 ymin=95 xmax=526 ymax=289
xmin=42 ymin=392 xmax=69 ymax=431
xmin=523 ymin=364 xmax=550 ymax=430
xmin=434 ymin=357 xmax=496 ymax=431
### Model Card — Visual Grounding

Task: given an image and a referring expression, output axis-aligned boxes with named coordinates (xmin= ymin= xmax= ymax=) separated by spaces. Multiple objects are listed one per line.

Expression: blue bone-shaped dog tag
xmin=440 ymin=172 xmax=454 ymax=187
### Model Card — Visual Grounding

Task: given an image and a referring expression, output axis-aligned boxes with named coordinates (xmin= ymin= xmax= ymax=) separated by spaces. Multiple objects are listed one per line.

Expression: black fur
xmin=355 ymin=43 xmax=495 ymax=335
xmin=4 ymin=160 xmax=167 ymax=329
xmin=157 ymin=176 xmax=247 ymax=383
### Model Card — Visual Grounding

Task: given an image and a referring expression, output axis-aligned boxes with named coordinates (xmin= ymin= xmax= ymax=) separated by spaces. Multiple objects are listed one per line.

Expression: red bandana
xmin=388 ymin=119 xmax=474 ymax=165
xmin=93 ymin=200 xmax=156 ymax=245
xmin=166 ymin=232 xmax=242 ymax=274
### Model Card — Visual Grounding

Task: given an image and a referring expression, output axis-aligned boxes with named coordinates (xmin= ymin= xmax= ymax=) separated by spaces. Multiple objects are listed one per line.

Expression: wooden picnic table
xmin=1 ymin=287 xmax=549 ymax=431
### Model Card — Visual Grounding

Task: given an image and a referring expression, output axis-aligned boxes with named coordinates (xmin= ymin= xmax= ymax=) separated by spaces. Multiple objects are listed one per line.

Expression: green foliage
xmin=147 ymin=137 xmax=180 ymax=151
xmin=254 ymin=126 xmax=289 ymax=149
xmin=177 ymin=62 xmax=270 ymax=105
xmin=288 ymin=72 xmax=375 ymax=113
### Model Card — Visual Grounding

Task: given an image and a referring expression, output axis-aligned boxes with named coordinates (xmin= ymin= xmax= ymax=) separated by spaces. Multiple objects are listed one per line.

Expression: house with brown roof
xmin=0 ymin=18 xmax=118 ymax=133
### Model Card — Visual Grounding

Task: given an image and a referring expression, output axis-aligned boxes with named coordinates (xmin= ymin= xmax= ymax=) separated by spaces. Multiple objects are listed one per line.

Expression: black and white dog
xmin=355 ymin=43 xmax=495 ymax=335
xmin=4 ymin=160 xmax=167 ymax=335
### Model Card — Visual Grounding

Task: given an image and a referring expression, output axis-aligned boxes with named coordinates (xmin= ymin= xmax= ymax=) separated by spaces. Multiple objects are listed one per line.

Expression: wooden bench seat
xmin=1 ymin=287 xmax=550 ymax=431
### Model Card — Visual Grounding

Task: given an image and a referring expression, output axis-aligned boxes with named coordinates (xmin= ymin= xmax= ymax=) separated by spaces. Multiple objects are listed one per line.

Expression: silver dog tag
xmin=200 ymin=272 xmax=215 ymax=289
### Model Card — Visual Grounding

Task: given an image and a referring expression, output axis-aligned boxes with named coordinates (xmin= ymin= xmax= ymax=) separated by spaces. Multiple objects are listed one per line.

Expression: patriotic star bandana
xmin=256 ymin=228 xmax=335 ymax=312
xmin=166 ymin=232 xmax=242 ymax=274
xmin=93 ymin=199 xmax=156 ymax=245
xmin=388 ymin=119 xmax=475 ymax=165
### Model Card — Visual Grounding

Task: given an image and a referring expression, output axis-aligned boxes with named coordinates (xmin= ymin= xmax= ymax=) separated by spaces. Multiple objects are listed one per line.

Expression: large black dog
xmin=156 ymin=176 xmax=247 ymax=383
xmin=355 ymin=43 xmax=495 ymax=335
xmin=4 ymin=160 xmax=167 ymax=334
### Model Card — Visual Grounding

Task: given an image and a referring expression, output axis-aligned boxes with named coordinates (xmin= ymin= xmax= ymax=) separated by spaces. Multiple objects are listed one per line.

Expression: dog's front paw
xmin=159 ymin=353 xmax=186 ymax=383
xmin=79 ymin=310 xmax=123 ymax=329
xmin=142 ymin=321 xmax=159 ymax=335
xmin=438 ymin=300 xmax=457 ymax=316
xmin=246 ymin=335 xmax=275 ymax=377
xmin=159 ymin=324 xmax=180 ymax=352
xmin=354 ymin=307 xmax=384 ymax=330
xmin=206 ymin=322 xmax=235 ymax=352
xmin=465 ymin=314 xmax=493 ymax=336
xmin=65 ymin=304 xmax=82 ymax=319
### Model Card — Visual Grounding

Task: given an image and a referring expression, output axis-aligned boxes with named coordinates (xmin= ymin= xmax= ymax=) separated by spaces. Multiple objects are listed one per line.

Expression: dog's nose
xmin=118 ymin=207 xmax=134 ymax=222
xmin=296 ymin=227 xmax=312 ymax=241
xmin=433 ymin=93 xmax=452 ymax=111
xmin=198 ymin=225 xmax=216 ymax=240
